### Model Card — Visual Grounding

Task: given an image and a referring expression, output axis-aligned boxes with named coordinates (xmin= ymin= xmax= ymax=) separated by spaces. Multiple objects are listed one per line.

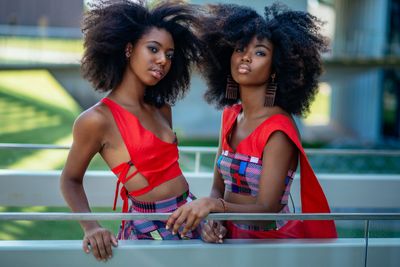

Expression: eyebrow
xmin=146 ymin=40 xmax=174 ymax=51
xmin=255 ymin=44 xmax=272 ymax=51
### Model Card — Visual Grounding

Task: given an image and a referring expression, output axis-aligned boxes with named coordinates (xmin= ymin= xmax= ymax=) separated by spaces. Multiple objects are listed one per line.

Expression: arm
xmin=166 ymin=130 xmax=297 ymax=236
xmin=60 ymin=110 xmax=117 ymax=261
xmin=217 ymin=131 xmax=297 ymax=213
xmin=166 ymin=115 xmax=227 ymax=239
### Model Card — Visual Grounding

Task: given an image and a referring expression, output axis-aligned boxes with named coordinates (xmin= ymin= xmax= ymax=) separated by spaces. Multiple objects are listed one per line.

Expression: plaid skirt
xmin=117 ymin=190 xmax=201 ymax=240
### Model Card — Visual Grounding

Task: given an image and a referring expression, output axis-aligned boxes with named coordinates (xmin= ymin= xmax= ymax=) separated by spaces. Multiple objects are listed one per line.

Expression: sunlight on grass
xmin=0 ymin=207 xmax=119 ymax=240
xmin=303 ymin=82 xmax=331 ymax=126
xmin=0 ymin=70 xmax=81 ymax=114
xmin=0 ymin=110 xmax=61 ymax=135
xmin=0 ymin=70 xmax=80 ymax=170
xmin=10 ymin=135 xmax=73 ymax=170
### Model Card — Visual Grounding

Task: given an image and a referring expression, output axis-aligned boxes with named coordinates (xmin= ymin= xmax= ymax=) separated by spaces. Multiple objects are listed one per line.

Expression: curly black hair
xmin=81 ymin=0 xmax=204 ymax=107
xmin=201 ymin=3 xmax=328 ymax=115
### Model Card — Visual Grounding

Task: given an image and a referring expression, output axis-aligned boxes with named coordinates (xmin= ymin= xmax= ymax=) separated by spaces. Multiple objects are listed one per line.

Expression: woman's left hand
xmin=166 ymin=198 xmax=214 ymax=238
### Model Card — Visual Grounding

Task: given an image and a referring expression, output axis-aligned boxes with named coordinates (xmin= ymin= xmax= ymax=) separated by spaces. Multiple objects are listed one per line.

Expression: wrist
xmin=208 ymin=197 xmax=226 ymax=213
xmin=81 ymin=221 xmax=101 ymax=232
xmin=217 ymin=198 xmax=227 ymax=213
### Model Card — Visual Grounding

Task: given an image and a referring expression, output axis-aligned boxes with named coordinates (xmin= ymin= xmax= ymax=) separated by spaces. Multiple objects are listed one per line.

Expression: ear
xmin=125 ymin=43 xmax=133 ymax=58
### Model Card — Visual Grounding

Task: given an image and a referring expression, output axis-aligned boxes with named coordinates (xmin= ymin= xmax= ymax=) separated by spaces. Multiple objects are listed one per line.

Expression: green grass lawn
xmin=0 ymin=207 xmax=119 ymax=240
xmin=0 ymin=70 xmax=79 ymax=170
xmin=0 ymin=37 xmax=83 ymax=53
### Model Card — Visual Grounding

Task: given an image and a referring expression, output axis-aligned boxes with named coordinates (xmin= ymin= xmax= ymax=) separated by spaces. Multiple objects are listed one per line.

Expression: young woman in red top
xmin=60 ymin=0 xmax=203 ymax=261
xmin=167 ymin=3 xmax=337 ymax=242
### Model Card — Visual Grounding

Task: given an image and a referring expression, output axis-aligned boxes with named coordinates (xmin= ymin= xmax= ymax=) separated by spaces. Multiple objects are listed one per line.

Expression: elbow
xmin=60 ymin=173 xmax=82 ymax=197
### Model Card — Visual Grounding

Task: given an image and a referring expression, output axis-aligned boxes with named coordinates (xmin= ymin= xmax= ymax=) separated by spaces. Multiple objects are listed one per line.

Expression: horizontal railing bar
xmin=0 ymin=212 xmax=399 ymax=221
xmin=1 ymin=143 xmax=400 ymax=156
xmin=0 ymin=143 xmax=70 ymax=150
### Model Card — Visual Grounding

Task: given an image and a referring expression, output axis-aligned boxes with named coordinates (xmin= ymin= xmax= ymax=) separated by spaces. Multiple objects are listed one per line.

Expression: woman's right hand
xmin=201 ymin=220 xmax=227 ymax=243
xmin=82 ymin=226 xmax=118 ymax=261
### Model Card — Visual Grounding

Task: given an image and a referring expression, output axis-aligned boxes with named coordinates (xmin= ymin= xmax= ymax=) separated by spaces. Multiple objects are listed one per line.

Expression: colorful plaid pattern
xmin=117 ymin=190 xmax=201 ymax=240
xmin=217 ymin=150 xmax=295 ymax=230
xmin=217 ymin=150 xmax=294 ymax=200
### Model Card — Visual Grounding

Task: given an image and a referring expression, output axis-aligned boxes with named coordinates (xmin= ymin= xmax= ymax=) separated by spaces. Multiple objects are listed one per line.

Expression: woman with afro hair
xmin=167 ymin=3 xmax=337 ymax=242
xmin=60 ymin=0 xmax=204 ymax=261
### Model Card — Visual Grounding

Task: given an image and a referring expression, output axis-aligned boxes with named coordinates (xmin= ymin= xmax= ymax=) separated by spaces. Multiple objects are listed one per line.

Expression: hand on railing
xmin=166 ymin=198 xmax=218 ymax=237
xmin=83 ymin=226 xmax=118 ymax=262
xmin=201 ymin=220 xmax=227 ymax=243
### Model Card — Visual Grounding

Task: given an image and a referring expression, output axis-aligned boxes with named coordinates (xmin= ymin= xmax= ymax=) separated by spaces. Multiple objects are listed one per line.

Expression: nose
xmin=156 ymin=54 xmax=167 ymax=66
xmin=241 ymin=53 xmax=252 ymax=63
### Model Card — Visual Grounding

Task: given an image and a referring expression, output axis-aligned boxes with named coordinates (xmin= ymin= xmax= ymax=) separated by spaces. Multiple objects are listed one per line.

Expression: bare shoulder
xmin=265 ymin=129 xmax=296 ymax=155
xmin=270 ymin=108 xmax=301 ymax=139
xmin=73 ymin=103 xmax=111 ymax=138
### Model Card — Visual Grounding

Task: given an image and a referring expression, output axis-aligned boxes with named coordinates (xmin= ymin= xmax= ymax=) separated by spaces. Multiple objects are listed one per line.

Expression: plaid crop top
xmin=217 ymin=149 xmax=294 ymax=203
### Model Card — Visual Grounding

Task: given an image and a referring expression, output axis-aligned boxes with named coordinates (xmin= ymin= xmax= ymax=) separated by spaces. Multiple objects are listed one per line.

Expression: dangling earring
xmin=125 ymin=48 xmax=131 ymax=59
xmin=265 ymin=73 xmax=277 ymax=107
xmin=225 ymin=75 xmax=239 ymax=100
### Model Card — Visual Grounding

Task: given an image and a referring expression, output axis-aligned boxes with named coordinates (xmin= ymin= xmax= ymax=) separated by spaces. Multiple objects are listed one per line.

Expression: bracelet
xmin=217 ymin=198 xmax=226 ymax=213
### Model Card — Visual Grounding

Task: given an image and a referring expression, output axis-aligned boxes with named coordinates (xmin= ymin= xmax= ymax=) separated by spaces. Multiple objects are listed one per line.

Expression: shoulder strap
xmin=221 ymin=104 xmax=241 ymax=151
xmin=101 ymin=98 xmax=142 ymax=160
xmin=263 ymin=114 xmax=337 ymax=238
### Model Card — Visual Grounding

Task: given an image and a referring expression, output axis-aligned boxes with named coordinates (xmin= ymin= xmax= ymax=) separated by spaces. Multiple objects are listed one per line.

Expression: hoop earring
xmin=264 ymin=73 xmax=277 ymax=107
xmin=225 ymin=75 xmax=239 ymax=100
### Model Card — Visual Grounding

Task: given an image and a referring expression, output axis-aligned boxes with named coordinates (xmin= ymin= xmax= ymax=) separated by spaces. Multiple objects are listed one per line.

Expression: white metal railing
xmin=1 ymin=143 xmax=400 ymax=267
xmin=1 ymin=212 xmax=399 ymax=221
xmin=1 ymin=212 xmax=399 ymax=267
xmin=1 ymin=143 xmax=400 ymax=173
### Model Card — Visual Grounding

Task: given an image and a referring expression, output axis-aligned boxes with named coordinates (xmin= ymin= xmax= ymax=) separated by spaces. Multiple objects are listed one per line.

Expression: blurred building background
xmin=0 ymin=0 xmax=82 ymax=27
xmin=0 ymin=0 xmax=399 ymax=147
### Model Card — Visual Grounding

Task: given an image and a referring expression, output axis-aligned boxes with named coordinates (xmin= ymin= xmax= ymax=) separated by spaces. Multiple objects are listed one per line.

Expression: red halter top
xmin=101 ymin=98 xmax=183 ymax=213
xmin=221 ymin=104 xmax=337 ymax=238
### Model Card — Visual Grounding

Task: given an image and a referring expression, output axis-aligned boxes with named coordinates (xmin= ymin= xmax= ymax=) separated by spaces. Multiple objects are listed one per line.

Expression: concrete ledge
xmin=0 ymin=238 xmax=399 ymax=267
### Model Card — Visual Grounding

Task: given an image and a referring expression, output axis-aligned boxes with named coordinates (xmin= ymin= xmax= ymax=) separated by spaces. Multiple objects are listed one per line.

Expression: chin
xmin=143 ymin=77 xmax=161 ymax=86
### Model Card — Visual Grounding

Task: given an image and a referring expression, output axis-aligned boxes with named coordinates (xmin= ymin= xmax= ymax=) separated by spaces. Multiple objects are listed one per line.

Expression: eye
xmin=166 ymin=52 xmax=174 ymax=60
xmin=148 ymin=46 xmax=158 ymax=53
xmin=234 ymin=47 xmax=244 ymax=53
xmin=255 ymin=51 xmax=266 ymax=56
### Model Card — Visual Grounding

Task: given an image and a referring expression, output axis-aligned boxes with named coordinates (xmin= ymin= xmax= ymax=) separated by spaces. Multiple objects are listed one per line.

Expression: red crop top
xmin=101 ymin=98 xmax=183 ymax=213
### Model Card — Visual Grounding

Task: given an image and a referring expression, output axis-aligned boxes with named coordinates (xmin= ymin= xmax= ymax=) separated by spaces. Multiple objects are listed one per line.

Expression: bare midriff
xmin=225 ymin=192 xmax=283 ymax=228
xmin=124 ymin=170 xmax=188 ymax=202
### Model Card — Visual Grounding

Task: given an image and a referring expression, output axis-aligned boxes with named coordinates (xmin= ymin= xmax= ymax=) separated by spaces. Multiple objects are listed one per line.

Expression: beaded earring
xmin=225 ymin=75 xmax=239 ymax=99
xmin=264 ymin=73 xmax=277 ymax=107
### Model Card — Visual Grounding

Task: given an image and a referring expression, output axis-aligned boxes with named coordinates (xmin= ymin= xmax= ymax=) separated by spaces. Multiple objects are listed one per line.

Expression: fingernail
xmin=219 ymin=235 xmax=223 ymax=238
xmin=165 ymin=225 xmax=169 ymax=230
xmin=172 ymin=231 xmax=176 ymax=235
xmin=85 ymin=250 xmax=89 ymax=253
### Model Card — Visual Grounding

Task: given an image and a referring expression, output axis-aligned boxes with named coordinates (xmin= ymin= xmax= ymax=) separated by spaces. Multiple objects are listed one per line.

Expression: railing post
xmin=194 ymin=152 xmax=201 ymax=173
xmin=364 ymin=219 xmax=370 ymax=267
